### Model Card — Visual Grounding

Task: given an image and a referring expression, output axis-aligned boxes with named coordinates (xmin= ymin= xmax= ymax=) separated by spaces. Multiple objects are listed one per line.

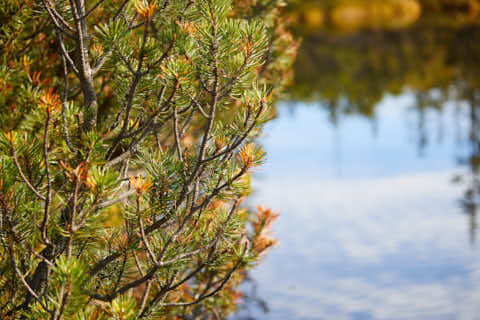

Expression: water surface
xmin=230 ymin=14 xmax=480 ymax=319
xmin=234 ymin=94 xmax=480 ymax=319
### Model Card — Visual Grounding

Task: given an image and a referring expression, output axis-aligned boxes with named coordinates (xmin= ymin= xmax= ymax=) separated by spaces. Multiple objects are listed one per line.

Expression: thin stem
xmin=172 ymin=106 xmax=184 ymax=164
xmin=83 ymin=0 xmax=106 ymax=18
xmin=41 ymin=110 xmax=52 ymax=243
xmin=138 ymin=198 xmax=157 ymax=264
xmin=5 ymin=239 xmax=53 ymax=314
xmin=59 ymin=40 xmax=78 ymax=154
xmin=11 ymin=149 xmax=46 ymax=201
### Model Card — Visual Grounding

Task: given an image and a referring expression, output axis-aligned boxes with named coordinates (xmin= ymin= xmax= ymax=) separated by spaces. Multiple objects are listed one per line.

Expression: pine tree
xmin=0 ymin=0 xmax=297 ymax=318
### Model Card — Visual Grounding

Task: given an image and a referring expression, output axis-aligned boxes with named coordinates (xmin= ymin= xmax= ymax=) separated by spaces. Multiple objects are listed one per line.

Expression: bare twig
xmin=11 ymin=149 xmax=46 ymax=201
xmin=59 ymin=37 xmax=78 ymax=154
xmin=83 ymin=0 xmax=107 ymax=18
xmin=159 ymin=257 xmax=243 ymax=307
xmin=41 ymin=109 xmax=52 ymax=243
xmin=42 ymin=0 xmax=77 ymax=39
xmin=96 ymin=189 xmax=136 ymax=209
xmin=5 ymin=239 xmax=53 ymax=315
xmin=172 ymin=106 xmax=184 ymax=163
xmin=138 ymin=199 xmax=157 ymax=264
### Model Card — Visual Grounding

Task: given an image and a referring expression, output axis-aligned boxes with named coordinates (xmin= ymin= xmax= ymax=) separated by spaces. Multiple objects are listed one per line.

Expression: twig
xmin=83 ymin=0 xmax=107 ymax=18
xmin=59 ymin=39 xmax=78 ymax=154
xmin=138 ymin=199 xmax=157 ymax=264
xmin=5 ymin=239 xmax=53 ymax=314
xmin=41 ymin=109 xmax=52 ymax=243
xmin=172 ymin=106 xmax=184 ymax=163
xmin=11 ymin=149 xmax=46 ymax=201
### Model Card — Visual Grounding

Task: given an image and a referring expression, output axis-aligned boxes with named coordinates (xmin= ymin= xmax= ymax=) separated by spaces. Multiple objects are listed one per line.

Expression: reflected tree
xmin=286 ymin=14 xmax=480 ymax=244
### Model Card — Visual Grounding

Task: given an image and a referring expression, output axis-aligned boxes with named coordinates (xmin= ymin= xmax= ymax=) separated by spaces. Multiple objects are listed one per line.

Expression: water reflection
xmin=454 ymin=94 xmax=480 ymax=245
xmin=292 ymin=21 xmax=480 ymax=249
xmin=233 ymin=21 xmax=480 ymax=320
xmin=235 ymin=100 xmax=480 ymax=319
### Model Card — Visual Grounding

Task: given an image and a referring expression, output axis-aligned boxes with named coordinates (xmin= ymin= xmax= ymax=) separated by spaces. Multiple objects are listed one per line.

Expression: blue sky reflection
xmin=235 ymin=94 xmax=480 ymax=320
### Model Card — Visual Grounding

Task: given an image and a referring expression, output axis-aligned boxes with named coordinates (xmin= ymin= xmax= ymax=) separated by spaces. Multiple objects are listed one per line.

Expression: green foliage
xmin=0 ymin=0 xmax=296 ymax=319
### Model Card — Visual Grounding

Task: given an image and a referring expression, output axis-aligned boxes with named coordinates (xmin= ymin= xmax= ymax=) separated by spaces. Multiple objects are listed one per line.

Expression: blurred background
xmin=233 ymin=0 xmax=480 ymax=319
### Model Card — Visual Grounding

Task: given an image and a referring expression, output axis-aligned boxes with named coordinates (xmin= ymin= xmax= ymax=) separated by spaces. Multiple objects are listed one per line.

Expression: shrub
xmin=0 ymin=0 xmax=297 ymax=318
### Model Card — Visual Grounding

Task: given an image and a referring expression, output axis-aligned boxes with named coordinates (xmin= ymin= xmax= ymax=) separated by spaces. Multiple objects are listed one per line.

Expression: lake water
xmin=233 ymin=93 xmax=480 ymax=319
